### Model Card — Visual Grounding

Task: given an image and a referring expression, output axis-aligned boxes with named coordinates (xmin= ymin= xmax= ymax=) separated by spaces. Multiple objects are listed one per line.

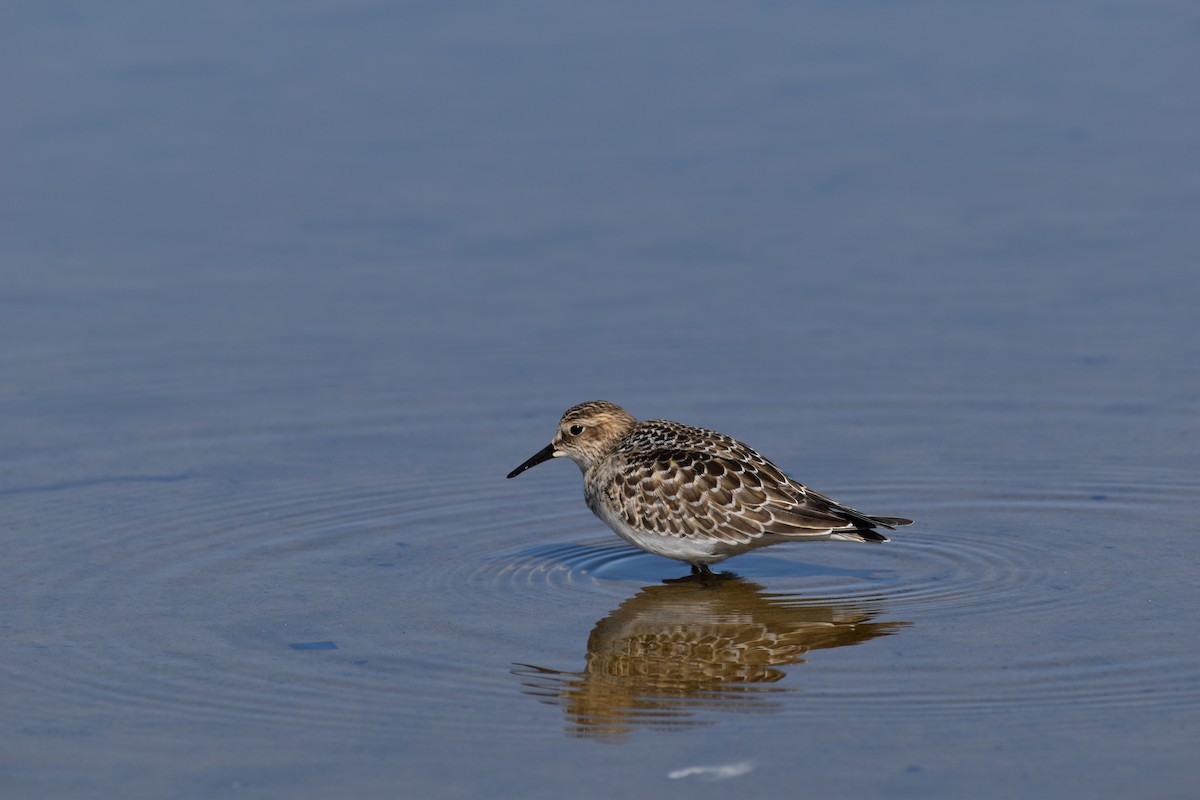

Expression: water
xmin=3 ymin=2 xmax=1199 ymax=798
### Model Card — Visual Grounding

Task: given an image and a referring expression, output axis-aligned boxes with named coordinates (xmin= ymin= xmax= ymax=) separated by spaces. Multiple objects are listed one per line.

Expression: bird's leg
xmin=690 ymin=563 xmax=714 ymax=577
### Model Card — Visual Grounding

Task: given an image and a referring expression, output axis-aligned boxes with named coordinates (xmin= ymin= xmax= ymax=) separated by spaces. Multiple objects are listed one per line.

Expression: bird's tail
xmin=831 ymin=528 xmax=890 ymax=543
xmin=830 ymin=513 xmax=912 ymax=543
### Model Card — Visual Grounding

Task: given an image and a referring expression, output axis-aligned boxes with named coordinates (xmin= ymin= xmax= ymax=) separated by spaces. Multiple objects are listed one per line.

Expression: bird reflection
xmin=514 ymin=574 xmax=908 ymax=740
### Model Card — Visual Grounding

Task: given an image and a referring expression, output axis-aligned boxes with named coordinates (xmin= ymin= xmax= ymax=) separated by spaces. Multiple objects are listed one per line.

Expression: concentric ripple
xmin=4 ymin=428 xmax=1198 ymax=745
xmin=465 ymin=477 xmax=1083 ymax=622
xmin=485 ymin=467 xmax=1200 ymax=732
xmin=5 ymin=474 xmax=427 ymax=735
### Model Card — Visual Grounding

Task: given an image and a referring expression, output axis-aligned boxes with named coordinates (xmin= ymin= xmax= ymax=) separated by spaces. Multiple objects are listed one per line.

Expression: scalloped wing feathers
xmin=607 ymin=420 xmax=857 ymax=542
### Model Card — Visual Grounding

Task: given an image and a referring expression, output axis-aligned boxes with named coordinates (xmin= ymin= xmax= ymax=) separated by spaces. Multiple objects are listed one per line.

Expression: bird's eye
xmin=568 ymin=424 xmax=584 ymax=436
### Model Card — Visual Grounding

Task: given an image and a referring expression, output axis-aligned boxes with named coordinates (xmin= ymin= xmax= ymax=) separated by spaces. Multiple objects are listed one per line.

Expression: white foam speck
xmin=667 ymin=762 xmax=755 ymax=781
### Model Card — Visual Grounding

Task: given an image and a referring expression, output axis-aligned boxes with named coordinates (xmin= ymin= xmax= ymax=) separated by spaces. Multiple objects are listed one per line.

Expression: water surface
xmin=2 ymin=2 xmax=1198 ymax=798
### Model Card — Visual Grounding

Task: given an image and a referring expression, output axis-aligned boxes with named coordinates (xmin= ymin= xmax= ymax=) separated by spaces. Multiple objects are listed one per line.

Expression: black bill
xmin=506 ymin=443 xmax=556 ymax=479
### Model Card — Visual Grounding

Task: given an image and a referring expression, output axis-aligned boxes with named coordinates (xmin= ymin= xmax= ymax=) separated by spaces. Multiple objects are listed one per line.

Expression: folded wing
xmin=610 ymin=446 xmax=900 ymax=544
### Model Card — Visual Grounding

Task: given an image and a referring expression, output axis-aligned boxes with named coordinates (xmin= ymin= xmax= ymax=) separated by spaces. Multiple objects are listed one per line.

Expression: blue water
xmin=3 ymin=2 xmax=1198 ymax=798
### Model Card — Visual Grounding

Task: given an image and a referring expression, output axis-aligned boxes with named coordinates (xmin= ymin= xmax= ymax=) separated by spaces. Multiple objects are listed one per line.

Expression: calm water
xmin=3 ymin=2 xmax=1199 ymax=798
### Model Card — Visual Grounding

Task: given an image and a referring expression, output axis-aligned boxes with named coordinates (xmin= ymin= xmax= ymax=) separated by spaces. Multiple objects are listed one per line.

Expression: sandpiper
xmin=507 ymin=401 xmax=912 ymax=575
